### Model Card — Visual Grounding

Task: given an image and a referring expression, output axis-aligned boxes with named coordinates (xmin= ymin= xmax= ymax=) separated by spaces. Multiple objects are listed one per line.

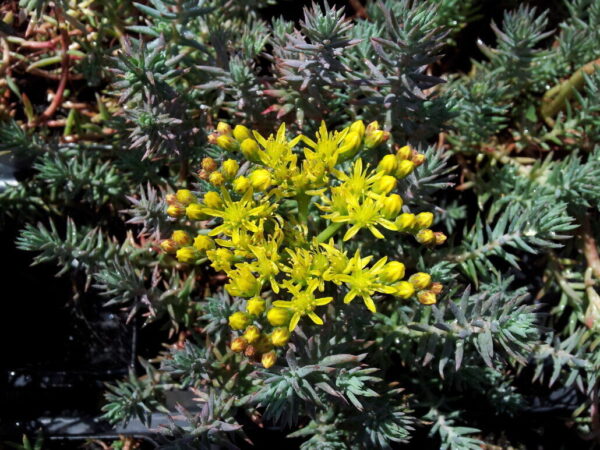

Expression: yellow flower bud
xmin=377 ymin=154 xmax=398 ymax=174
xmin=261 ymin=350 xmax=277 ymax=368
xmin=381 ymin=261 xmax=406 ymax=283
xmin=233 ymin=176 xmax=251 ymax=193
xmin=215 ymin=134 xmax=239 ymax=152
xmin=226 ymin=266 xmax=260 ymax=298
xmin=246 ymin=296 xmax=266 ymax=316
xmin=160 ymin=239 xmax=178 ymax=254
xmin=172 ymin=230 xmax=193 ymax=246
xmin=395 ymin=159 xmax=415 ymax=179
xmin=339 ymin=131 xmax=362 ymax=157
xmin=207 ymin=248 xmax=233 ymax=271
xmin=365 ymin=129 xmax=388 ymax=149
xmin=175 ymin=189 xmax=196 ymax=205
xmin=244 ymin=344 xmax=258 ymax=358
xmin=216 ymin=121 xmax=232 ymax=135
xmin=185 ymin=203 xmax=207 ymax=221
xmin=233 ymin=124 xmax=252 ymax=142
xmin=350 ymin=119 xmax=366 ymax=138
xmin=208 ymin=171 xmax=225 ymax=186
xmin=255 ymin=334 xmax=273 ymax=353
xmin=408 ymin=272 xmax=432 ymax=290
xmin=176 ymin=246 xmax=200 ymax=264
xmin=230 ymin=337 xmax=248 ymax=353
xmin=243 ymin=325 xmax=261 ymax=344
xmin=267 ymin=307 xmax=291 ymax=326
xmin=240 ymin=138 xmax=260 ymax=162
xmin=228 ymin=311 xmax=251 ymax=330
xmin=366 ymin=121 xmax=380 ymax=134
xmin=373 ymin=175 xmax=397 ymax=195
xmin=201 ymin=157 xmax=217 ymax=172
xmin=396 ymin=145 xmax=412 ymax=161
xmin=417 ymin=290 xmax=437 ymax=305
xmin=193 ymin=234 xmax=215 ymax=252
xmin=270 ymin=327 xmax=290 ymax=347
xmin=430 ymin=282 xmax=444 ymax=295
xmin=435 ymin=232 xmax=447 ymax=246
xmin=395 ymin=281 xmax=415 ymax=299
xmin=382 ymin=194 xmax=403 ymax=219
xmin=249 ymin=169 xmax=272 ymax=191
xmin=203 ymin=191 xmax=222 ymax=209
xmin=396 ymin=213 xmax=416 ymax=231
xmin=167 ymin=204 xmax=185 ymax=218
xmin=165 ymin=193 xmax=178 ymax=205
xmin=412 ymin=153 xmax=426 ymax=166
xmin=416 ymin=229 xmax=435 ymax=245
xmin=415 ymin=212 xmax=434 ymax=229
xmin=222 ymin=159 xmax=239 ymax=179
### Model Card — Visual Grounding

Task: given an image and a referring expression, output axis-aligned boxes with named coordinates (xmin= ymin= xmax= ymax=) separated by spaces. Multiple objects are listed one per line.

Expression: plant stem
xmin=297 ymin=192 xmax=310 ymax=224
xmin=316 ymin=222 xmax=343 ymax=243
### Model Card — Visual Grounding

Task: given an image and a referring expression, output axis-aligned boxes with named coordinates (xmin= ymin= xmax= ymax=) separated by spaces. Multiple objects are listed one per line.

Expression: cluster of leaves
xmin=2 ymin=0 xmax=600 ymax=448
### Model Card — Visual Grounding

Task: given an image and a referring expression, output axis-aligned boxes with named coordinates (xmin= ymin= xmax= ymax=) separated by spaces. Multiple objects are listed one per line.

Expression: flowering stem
xmin=297 ymin=192 xmax=310 ymax=224
xmin=316 ymin=222 xmax=343 ymax=243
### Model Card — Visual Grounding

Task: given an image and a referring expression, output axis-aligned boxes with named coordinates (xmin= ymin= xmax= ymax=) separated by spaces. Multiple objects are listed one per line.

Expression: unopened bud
xmin=240 ymin=138 xmax=261 ymax=162
xmin=350 ymin=119 xmax=366 ymax=138
xmin=167 ymin=204 xmax=185 ymax=218
xmin=395 ymin=159 xmax=415 ymax=179
xmin=378 ymin=154 xmax=398 ymax=174
xmin=185 ymin=203 xmax=207 ymax=220
xmin=417 ymin=290 xmax=437 ymax=305
xmin=222 ymin=159 xmax=239 ymax=179
xmin=208 ymin=171 xmax=225 ymax=186
xmin=160 ymin=239 xmax=178 ymax=254
xmin=416 ymin=229 xmax=436 ymax=245
xmin=249 ymin=169 xmax=272 ymax=191
xmin=382 ymin=194 xmax=403 ymax=219
xmin=396 ymin=213 xmax=416 ymax=231
xmin=261 ymin=350 xmax=277 ymax=368
xmin=246 ymin=296 xmax=266 ymax=316
xmin=381 ymin=261 xmax=406 ymax=283
xmin=374 ymin=175 xmax=397 ymax=195
xmin=244 ymin=345 xmax=258 ymax=358
xmin=165 ymin=193 xmax=178 ymax=205
xmin=434 ymin=232 xmax=447 ymax=246
xmin=267 ymin=307 xmax=291 ymax=326
xmin=430 ymin=282 xmax=443 ymax=295
xmin=216 ymin=134 xmax=239 ymax=152
xmin=203 ymin=191 xmax=222 ymax=209
xmin=193 ymin=234 xmax=215 ymax=252
xmin=228 ymin=311 xmax=251 ymax=330
xmin=408 ymin=272 xmax=432 ymax=290
xmin=243 ymin=325 xmax=261 ymax=344
xmin=175 ymin=189 xmax=196 ymax=205
xmin=412 ymin=153 xmax=426 ymax=166
xmin=366 ymin=121 xmax=380 ymax=134
xmin=216 ymin=121 xmax=232 ymax=135
xmin=172 ymin=230 xmax=193 ymax=246
xmin=230 ymin=337 xmax=248 ymax=353
xmin=339 ymin=131 xmax=362 ymax=158
xmin=270 ymin=327 xmax=290 ymax=347
xmin=233 ymin=124 xmax=252 ymax=142
xmin=201 ymin=157 xmax=217 ymax=173
xmin=415 ymin=212 xmax=434 ymax=229
xmin=197 ymin=169 xmax=210 ymax=180
xmin=233 ymin=176 xmax=251 ymax=193
xmin=395 ymin=281 xmax=415 ymax=299
xmin=176 ymin=246 xmax=200 ymax=264
xmin=396 ymin=145 xmax=412 ymax=161
xmin=365 ymin=129 xmax=387 ymax=149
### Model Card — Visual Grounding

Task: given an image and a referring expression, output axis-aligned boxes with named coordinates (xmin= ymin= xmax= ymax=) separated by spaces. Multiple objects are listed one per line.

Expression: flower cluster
xmin=161 ymin=121 xmax=446 ymax=367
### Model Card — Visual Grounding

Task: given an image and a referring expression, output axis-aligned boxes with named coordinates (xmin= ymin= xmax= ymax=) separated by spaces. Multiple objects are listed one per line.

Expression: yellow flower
xmin=412 ymin=153 xmax=426 ymax=166
xmin=415 ymin=212 xmax=434 ymax=229
xmin=395 ymin=160 xmax=415 ymax=179
xmin=333 ymin=158 xmax=382 ymax=197
xmin=176 ymin=246 xmax=200 ymax=264
xmin=172 ymin=230 xmax=192 ymax=246
xmin=435 ymin=232 xmax=447 ymax=246
xmin=267 ymin=307 xmax=291 ymax=326
xmin=240 ymin=138 xmax=261 ymax=162
xmin=203 ymin=191 xmax=222 ymax=209
xmin=416 ymin=229 xmax=435 ymax=245
xmin=225 ymin=264 xmax=261 ymax=298
xmin=206 ymin=248 xmax=234 ymax=271
xmin=248 ymin=238 xmax=282 ymax=293
xmin=382 ymin=194 xmax=403 ymax=219
xmin=215 ymin=134 xmax=239 ymax=152
xmin=396 ymin=212 xmax=416 ymax=231
xmin=326 ymin=195 xmax=398 ymax=241
xmin=408 ymin=272 xmax=432 ymax=290
xmin=270 ymin=327 xmax=290 ymax=347
xmin=337 ymin=131 xmax=362 ymax=161
xmin=396 ymin=145 xmax=412 ymax=161
xmin=201 ymin=157 xmax=217 ymax=172
xmin=249 ymin=169 xmax=272 ymax=191
xmin=335 ymin=251 xmax=396 ymax=312
xmin=246 ymin=296 xmax=266 ymax=316
xmin=193 ymin=234 xmax=215 ymax=252
xmin=261 ymin=350 xmax=277 ymax=368
xmin=273 ymin=279 xmax=333 ymax=331
xmin=160 ymin=239 xmax=177 ymax=254
xmin=222 ymin=159 xmax=240 ymax=179
xmin=217 ymin=121 xmax=232 ymax=135
xmin=243 ymin=325 xmax=261 ymax=344
xmin=377 ymin=154 xmax=398 ymax=174
xmin=175 ymin=189 xmax=196 ymax=205
xmin=185 ymin=203 xmax=206 ymax=221
xmin=373 ymin=174 xmax=397 ymax=195
xmin=167 ymin=204 xmax=185 ymax=218
xmin=394 ymin=281 xmax=415 ymax=299
xmin=228 ymin=311 xmax=251 ymax=330
xmin=350 ymin=119 xmax=365 ymax=138
xmin=302 ymin=121 xmax=350 ymax=169
xmin=251 ymin=123 xmax=302 ymax=170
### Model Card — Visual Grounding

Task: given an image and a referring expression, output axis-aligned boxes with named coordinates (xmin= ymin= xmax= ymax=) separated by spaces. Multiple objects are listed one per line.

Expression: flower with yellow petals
xmin=335 ymin=251 xmax=396 ymax=312
xmin=326 ymin=195 xmax=398 ymax=241
xmin=273 ymin=279 xmax=333 ymax=331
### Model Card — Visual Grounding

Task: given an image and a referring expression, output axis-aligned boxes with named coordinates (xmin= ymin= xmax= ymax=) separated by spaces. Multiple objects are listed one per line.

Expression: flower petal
xmin=308 ymin=311 xmax=324 ymax=325
xmin=363 ymin=295 xmax=377 ymax=313
xmin=273 ymin=300 xmax=292 ymax=308
xmin=289 ymin=312 xmax=301 ymax=331
xmin=315 ymin=296 xmax=333 ymax=306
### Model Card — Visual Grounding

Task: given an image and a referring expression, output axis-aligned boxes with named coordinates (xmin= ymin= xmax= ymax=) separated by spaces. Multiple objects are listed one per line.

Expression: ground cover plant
xmin=1 ymin=0 xmax=600 ymax=448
